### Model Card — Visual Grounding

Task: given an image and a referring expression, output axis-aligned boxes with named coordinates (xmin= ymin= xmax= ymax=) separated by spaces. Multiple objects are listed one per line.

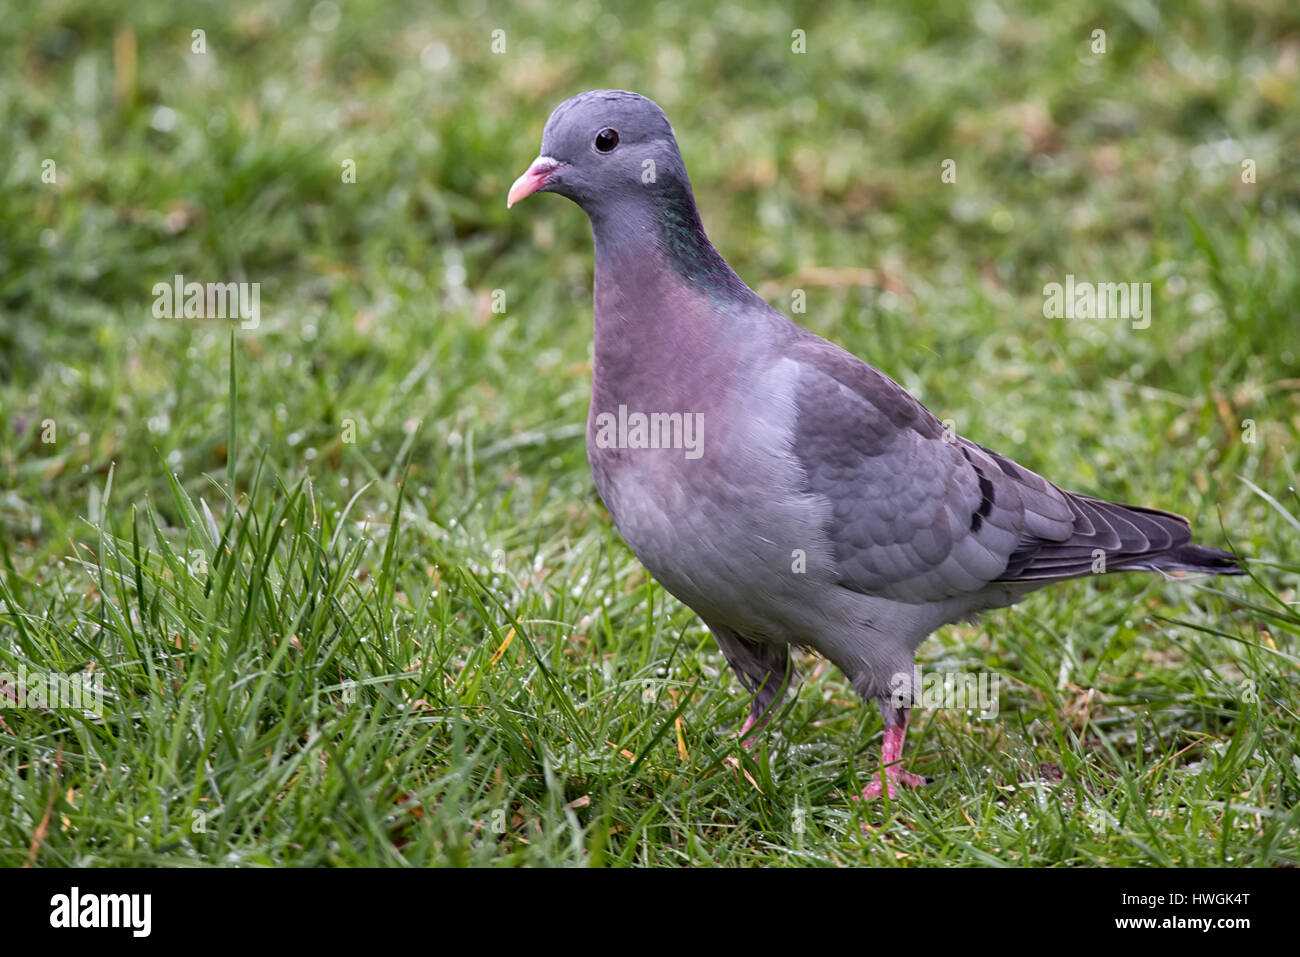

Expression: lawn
xmin=1 ymin=0 xmax=1298 ymax=866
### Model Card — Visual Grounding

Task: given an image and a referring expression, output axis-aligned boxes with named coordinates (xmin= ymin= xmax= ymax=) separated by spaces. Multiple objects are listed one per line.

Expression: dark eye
xmin=594 ymin=128 xmax=619 ymax=152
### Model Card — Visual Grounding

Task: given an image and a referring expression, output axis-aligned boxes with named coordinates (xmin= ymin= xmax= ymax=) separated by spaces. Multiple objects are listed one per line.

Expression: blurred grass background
xmin=1 ymin=0 xmax=1297 ymax=866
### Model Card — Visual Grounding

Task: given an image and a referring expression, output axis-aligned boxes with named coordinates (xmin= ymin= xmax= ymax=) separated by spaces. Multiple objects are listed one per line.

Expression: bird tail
xmin=999 ymin=493 xmax=1245 ymax=581
xmin=1114 ymin=542 xmax=1244 ymax=576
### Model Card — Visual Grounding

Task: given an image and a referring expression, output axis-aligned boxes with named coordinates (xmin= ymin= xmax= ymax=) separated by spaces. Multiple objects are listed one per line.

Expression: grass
xmin=1 ymin=0 xmax=1298 ymax=866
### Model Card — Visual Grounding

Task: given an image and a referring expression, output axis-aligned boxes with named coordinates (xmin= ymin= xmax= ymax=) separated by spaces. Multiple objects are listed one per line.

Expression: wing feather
xmin=786 ymin=334 xmax=1202 ymax=601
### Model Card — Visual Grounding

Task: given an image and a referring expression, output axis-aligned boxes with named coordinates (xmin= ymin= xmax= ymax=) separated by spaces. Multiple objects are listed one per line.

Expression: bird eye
xmin=594 ymin=128 xmax=619 ymax=153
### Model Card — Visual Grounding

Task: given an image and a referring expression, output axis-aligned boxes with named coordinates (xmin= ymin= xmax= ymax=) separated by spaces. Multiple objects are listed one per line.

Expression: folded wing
xmin=786 ymin=334 xmax=1237 ymax=604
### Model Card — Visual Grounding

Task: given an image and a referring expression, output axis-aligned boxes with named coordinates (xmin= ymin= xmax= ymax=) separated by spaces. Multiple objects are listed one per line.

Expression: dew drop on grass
xmin=420 ymin=41 xmax=451 ymax=71
xmin=150 ymin=106 xmax=177 ymax=132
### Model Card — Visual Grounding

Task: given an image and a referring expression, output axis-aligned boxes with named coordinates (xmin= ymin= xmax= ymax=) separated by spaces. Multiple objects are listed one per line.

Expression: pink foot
xmin=859 ymin=766 xmax=927 ymax=800
xmin=854 ymin=715 xmax=926 ymax=800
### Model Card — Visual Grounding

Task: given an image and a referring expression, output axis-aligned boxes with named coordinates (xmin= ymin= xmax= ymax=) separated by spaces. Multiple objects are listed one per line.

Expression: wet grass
xmin=1 ymin=0 xmax=1298 ymax=865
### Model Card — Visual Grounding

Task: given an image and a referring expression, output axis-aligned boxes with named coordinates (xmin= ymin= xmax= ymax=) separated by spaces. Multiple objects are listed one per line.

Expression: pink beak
xmin=507 ymin=156 xmax=563 ymax=208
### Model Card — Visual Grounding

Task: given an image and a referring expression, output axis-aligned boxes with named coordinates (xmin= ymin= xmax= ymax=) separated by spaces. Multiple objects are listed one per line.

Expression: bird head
xmin=507 ymin=90 xmax=688 ymax=218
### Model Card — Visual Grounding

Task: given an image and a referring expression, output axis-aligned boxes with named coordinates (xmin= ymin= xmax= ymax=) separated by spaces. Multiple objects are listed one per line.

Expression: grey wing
xmin=785 ymin=336 xmax=1201 ymax=601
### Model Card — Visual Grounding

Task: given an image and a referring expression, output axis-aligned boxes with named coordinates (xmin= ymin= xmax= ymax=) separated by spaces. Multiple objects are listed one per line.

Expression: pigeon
xmin=506 ymin=90 xmax=1243 ymax=798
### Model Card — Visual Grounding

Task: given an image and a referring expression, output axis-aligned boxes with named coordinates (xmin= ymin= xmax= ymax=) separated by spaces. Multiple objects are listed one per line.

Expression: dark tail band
xmin=1117 ymin=543 xmax=1245 ymax=576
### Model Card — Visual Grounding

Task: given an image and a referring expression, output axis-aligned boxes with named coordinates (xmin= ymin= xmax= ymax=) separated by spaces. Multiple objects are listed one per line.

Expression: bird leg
xmin=861 ymin=708 xmax=926 ymax=799
xmin=739 ymin=709 xmax=770 ymax=748
xmin=712 ymin=627 xmax=792 ymax=749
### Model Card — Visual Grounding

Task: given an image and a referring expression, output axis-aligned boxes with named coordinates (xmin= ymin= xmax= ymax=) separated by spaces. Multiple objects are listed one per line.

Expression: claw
xmin=859 ymin=767 xmax=927 ymax=800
